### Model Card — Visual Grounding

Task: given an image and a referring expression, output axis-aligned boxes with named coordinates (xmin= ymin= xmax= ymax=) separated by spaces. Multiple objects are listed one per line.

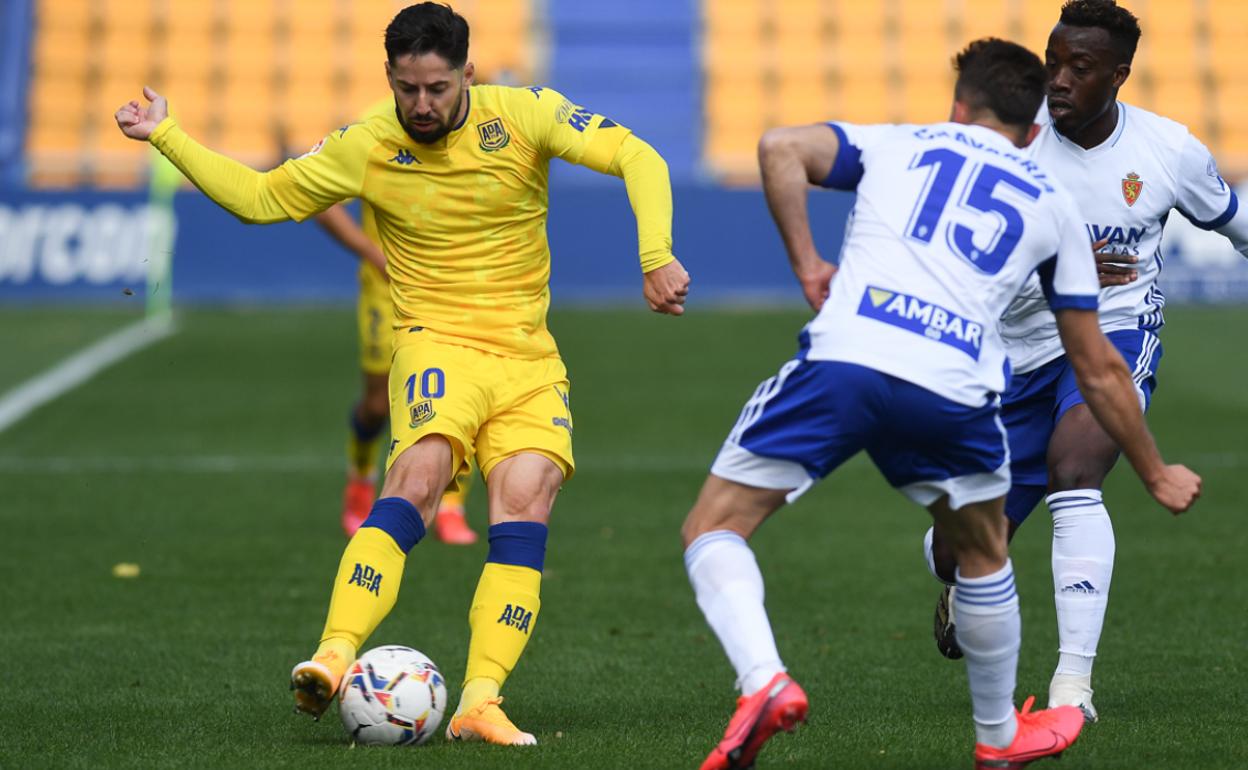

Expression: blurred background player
xmin=925 ymin=0 xmax=1248 ymax=723
xmin=315 ymin=183 xmax=478 ymax=544
xmin=115 ymin=1 xmax=689 ymax=747
xmin=681 ymin=39 xmax=1200 ymax=770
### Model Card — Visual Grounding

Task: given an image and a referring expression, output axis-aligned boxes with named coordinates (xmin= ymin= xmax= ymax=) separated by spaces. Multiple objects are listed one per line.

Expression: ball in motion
xmin=338 ymin=645 xmax=447 ymax=746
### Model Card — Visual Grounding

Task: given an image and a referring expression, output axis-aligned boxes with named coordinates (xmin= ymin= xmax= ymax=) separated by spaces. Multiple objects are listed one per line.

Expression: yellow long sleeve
xmin=148 ymin=118 xmax=294 ymax=224
xmin=608 ymin=134 xmax=675 ymax=273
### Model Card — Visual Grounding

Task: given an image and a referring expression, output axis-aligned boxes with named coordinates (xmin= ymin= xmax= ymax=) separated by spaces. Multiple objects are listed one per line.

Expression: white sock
xmin=1048 ymin=490 xmax=1114 ymax=678
xmin=685 ymin=530 xmax=785 ymax=695
xmin=956 ymin=561 xmax=1021 ymax=749
xmin=923 ymin=526 xmax=955 ymax=586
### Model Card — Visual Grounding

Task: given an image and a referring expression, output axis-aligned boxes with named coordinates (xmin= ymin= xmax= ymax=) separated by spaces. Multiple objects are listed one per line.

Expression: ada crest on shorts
xmin=409 ymin=399 xmax=436 ymax=428
xmin=1121 ymin=171 xmax=1143 ymax=207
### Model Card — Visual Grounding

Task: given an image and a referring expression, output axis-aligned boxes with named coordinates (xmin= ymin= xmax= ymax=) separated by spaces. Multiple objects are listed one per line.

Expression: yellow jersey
xmin=270 ymin=85 xmax=633 ymax=359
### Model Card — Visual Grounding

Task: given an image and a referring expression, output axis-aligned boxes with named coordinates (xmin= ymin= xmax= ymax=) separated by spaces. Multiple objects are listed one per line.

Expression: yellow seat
xmin=835 ymin=72 xmax=893 ymax=124
xmin=957 ymin=0 xmax=1013 ymax=44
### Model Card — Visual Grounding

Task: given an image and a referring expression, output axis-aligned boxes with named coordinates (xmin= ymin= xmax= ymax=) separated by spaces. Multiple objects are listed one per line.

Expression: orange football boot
xmin=290 ymin=645 xmax=354 ymax=720
xmin=434 ymin=501 xmax=478 ymax=545
xmin=341 ymin=477 xmax=375 ymax=537
xmin=445 ymin=697 xmax=536 ymax=745
xmin=700 ymin=672 xmax=808 ymax=770
xmin=974 ymin=696 xmax=1085 ymax=769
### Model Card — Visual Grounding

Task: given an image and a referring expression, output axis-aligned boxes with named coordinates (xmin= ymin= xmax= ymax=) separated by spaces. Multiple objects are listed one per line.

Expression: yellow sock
xmin=459 ymin=677 xmax=501 ymax=713
xmin=319 ymin=527 xmax=406 ymax=651
xmin=312 ymin=637 xmax=357 ymax=680
xmin=462 ymin=562 xmax=542 ymax=702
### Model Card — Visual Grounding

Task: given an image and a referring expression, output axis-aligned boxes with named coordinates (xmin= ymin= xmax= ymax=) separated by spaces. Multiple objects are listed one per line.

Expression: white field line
xmin=0 ymin=316 xmax=176 ymax=435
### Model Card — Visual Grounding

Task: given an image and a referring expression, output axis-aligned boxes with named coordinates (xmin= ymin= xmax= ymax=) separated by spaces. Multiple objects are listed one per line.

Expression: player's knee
xmin=492 ymin=471 xmax=560 ymax=523
xmin=1048 ymin=454 xmax=1109 ymax=492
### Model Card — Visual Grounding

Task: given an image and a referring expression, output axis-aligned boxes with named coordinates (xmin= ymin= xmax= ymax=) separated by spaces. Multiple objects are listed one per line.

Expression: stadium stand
xmin=12 ymin=0 xmax=1248 ymax=187
xmin=701 ymin=0 xmax=1247 ymax=183
xmin=23 ymin=0 xmax=538 ymax=187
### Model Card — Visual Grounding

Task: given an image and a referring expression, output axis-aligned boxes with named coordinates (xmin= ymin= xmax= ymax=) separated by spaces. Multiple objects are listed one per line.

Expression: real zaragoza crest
xmin=477 ymin=118 xmax=510 ymax=152
xmin=1121 ymin=171 xmax=1143 ymax=207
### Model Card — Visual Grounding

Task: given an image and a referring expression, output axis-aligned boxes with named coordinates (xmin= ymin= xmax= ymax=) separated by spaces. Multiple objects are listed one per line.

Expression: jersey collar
xmin=1048 ymin=100 xmax=1127 ymax=157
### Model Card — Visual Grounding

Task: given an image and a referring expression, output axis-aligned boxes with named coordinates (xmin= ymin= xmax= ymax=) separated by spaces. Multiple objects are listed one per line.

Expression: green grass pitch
xmin=1 ymin=305 xmax=1244 ymax=768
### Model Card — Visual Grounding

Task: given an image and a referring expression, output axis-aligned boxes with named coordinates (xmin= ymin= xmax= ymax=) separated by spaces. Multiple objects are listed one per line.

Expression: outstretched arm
xmin=116 ymin=88 xmax=290 ymax=223
xmin=758 ymin=125 xmax=840 ymax=311
xmin=116 ymin=87 xmax=362 ymax=224
xmin=1055 ymin=308 xmax=1201 ymax=513
xmin=315 ymin=205 xmax=387 ymax=275
xmin=606 ymin=134 xmax=689 ymax=315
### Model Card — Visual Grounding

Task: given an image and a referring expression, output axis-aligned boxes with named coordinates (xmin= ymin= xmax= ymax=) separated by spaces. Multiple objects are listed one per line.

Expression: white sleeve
xmin=1038 ymin=198 xmax=1099 ymax=311
xmin=819 ymin=122 xmax=896 ymax=190
xmin=1176 ymin=132 xmax=1238 ymax=230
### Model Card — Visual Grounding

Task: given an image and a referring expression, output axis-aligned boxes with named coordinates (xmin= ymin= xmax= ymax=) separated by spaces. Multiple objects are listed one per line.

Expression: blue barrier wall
xmin=0 ymin=0 xmax=33 ymax=187
xmin=4 ymin=184 xmax=1248 ymax=305
xmin=0 ymin=184 xmax=854 ymax=304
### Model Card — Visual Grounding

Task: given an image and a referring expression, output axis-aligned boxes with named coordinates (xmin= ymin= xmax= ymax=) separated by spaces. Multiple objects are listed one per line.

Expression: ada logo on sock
xmin=497 ymin=604 xmax=533 ymax=634
xmin=348 ymin=563 xmax=383 ymax=596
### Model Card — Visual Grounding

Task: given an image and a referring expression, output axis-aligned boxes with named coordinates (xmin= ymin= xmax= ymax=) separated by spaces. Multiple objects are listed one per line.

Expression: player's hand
xmin=643 ymin=257 xmax=690 ymax=316
xmin=1146 ymin=463 xmax=1202 ymax=514
xmin=115 ymin=86 xmax=169 ymax=141
xmin=797 ymin=257 xmax=837 ymax=311
xmin=1092 ymin=237 xmax=1138 ymax=288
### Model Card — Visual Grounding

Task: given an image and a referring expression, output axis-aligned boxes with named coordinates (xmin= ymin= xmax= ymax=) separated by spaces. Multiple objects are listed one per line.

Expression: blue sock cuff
xmin=350 ymin=407 xmax=387 ymax=442
xmin=486 ymin=521 xmax=548 ymax=572
xmin=361 ymin=497 xmax=425 ymax=553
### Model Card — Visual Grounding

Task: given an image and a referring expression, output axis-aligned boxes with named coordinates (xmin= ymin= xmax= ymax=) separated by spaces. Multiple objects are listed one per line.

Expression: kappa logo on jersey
xmin=857 ymin=286 xmax=983 ymax=359
xmin=1121 ymin=171 xmax=1143 ymax=207
xmin=409 ymin=399 xmax=435 ymax=428
xmin=389 ymin=149 xmax=420 ymax=165
xmin=348 ymin=563 xmax=383 ymax=595
xmin=299 ymin=137 xmax=326 ymax=159
xmin=497 ymin=603 xmax=533 ymax=634
xmin=477 ymin=118 xmax=511 ymax=152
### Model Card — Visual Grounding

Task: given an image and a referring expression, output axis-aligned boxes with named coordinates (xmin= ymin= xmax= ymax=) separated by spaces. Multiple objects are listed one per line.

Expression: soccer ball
xmin=338 ymin=645 xmax=447 ymax=746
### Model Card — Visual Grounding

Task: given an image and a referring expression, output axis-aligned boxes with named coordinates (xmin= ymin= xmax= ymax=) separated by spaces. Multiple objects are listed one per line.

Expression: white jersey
xmin=806 ymin=121 xmax=1099 ymax=407
xmin=1000 ymin=102 xmax=1239 ymax=373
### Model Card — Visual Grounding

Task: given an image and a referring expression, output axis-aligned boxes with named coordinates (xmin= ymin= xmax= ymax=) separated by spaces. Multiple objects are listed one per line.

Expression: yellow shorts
xmin=386 ymin=330 xmax=575 ymax=496
xmin=357 ymin=262 xmax=392 ymax=376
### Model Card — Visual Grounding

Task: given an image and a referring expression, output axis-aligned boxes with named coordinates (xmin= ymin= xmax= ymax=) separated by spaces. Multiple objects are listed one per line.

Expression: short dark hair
xmin=953 ymin=38 xmax=1047 ymax=127
xmin=1058 ymin=0 xmax=1141 ymax=64
xmin=385 ymin=3 xmax=470 ymax=68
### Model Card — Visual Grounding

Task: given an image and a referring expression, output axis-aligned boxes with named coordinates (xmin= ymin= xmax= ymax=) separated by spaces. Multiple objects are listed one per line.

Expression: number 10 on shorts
xmin=406 ymin=368 xmax=444 ymax=427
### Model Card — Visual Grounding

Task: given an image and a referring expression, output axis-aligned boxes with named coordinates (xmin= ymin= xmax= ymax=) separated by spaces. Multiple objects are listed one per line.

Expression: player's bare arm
xmin=315 ymin=205 xmax=388 ymax=276
xmin=1055 ymin=308 xmax=1201 ymax=513
xmin=758 ymin=125 xmax=839 ymax=311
